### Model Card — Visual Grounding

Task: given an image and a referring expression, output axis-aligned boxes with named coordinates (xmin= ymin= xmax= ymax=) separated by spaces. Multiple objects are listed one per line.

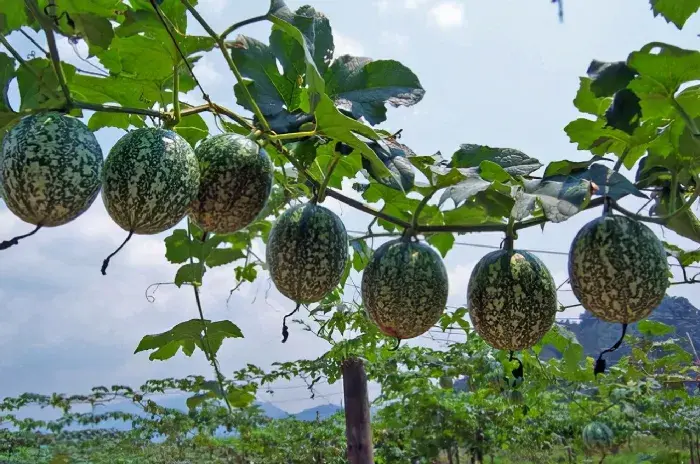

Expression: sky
xmin=1 ymin=0 xmax=699 ymax=414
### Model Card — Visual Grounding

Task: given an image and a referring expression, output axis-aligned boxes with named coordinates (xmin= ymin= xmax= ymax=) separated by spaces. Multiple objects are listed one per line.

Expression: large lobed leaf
xmin=648 ymin=0 xmax=700 ymax=29
xmin=325 ymin=55 xmax=425 ymax=126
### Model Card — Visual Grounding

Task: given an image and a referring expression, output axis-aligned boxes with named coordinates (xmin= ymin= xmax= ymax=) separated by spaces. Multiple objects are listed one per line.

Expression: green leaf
xmin=442 ymin=186 xmax=513 ymax=225
xmin=655 ymin=187 xmax=700 ymax=244
xmin=95 ymin=35 xmax=175 ymax=82
xmin=449 ymin=144 xmax=542 ymax=177
xmin=309 ymin=143 xmax=363 ymax=189
xmin=563 ymin=343 xmax=585 ymax=373
xmin=186 ymin=392 xmax=215 ymax=410
xmin=540 ymin=325 xmax=581 ymax=354
xmin=351 ymin=240 xmax=372 ymax=272
xmin=268 ymin=13 xmax=325 ymax=113
xmin=173 ymin=113 xmax=208 ymax=147
xmin=226 ymin=387 xmax=256 ymax=408
xmin=69 ymin=74 xmax=162 ymax=110
xmin=0 ymin=52 xmax=16 ymax=112
xmin=362 ymin=138 xmax=415 ymax=191
xmin=134 ymin=318 xmax=242 ymax=361
xmin=230 ymin=35 xmax=295 ymax=114
xmin=72 ymin=13 xmax=114 ymax=56
xmin=87 ymin=112 xmax=131 ymax=131
xmin=637 ymin=320 xmax=675 ymax=337
xmin=511 ymin=176 xmax=593 ymax=223
xmin=662 ymin=241 xmax=700 ymax=266
xmin=649 ymin=0 xmax=700 ymax=29
xmin=324 ymin=56 xmax=425 ymax=126
xmin=235 ymin=263 xmax=258 ymax=283
xmin=563 ymin=163 xmax=647 ymax=201
xmin=478 ymin=160 xmax=513 ymax=183
xmin=270 ymin=5 xmax=333 ymax=81
xmin=628 ymin=43 xmax=700 ymax=99
xmin=0 ymin=111 xmax=21 ymax=148
xmin=206 ymin=320 xmax=245 ymax=355
xmin=57 ymin=0 xmax=127 ymax=19
xmin=312 ymin=94 xmax=399 ymax=185
xmin=205 ymin=248 xmax=245 ymax=268
xmin=164 ymin=229 xmax=194 ymax=264
xmin=438 ymin=175 xmax=492 ymax=207
xmin=0 ymin=0 xmax=29 ymax=33
xmin=573 ymin=78 xmax=611 ymax=117
xmin=426 ymin=233 xmax=455 ymax=258
xmin=175 ymin=263 xmax=206 ymax=287
xmin=604 ymin=89 xmax=642 ymax=135
xmin=585 ymin=60 xmax=637 ymax=97
xmin=290 ymin=5 xmax=333 ymax=75
xmin=563 ymin=117 xmax=655 ymax=167
xmin=543 ymin=158 xmax=595 ymax=177
xmin=17 ymin=58 xmax=76 ymax=110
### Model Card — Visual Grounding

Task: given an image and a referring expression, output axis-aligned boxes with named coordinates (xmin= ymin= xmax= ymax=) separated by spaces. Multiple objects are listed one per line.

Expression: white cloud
xmin=380 ymin=31 xmax=410 ymax=48
xmin=333 ymin=32 xmax=365 ymax=57
xmin=374 ymin=0 xmax=390 ymax=13
xmin=405 ymin=0 xmax=431 ymax=9
xmin=429 ymin=1 xmax=465 ymax=29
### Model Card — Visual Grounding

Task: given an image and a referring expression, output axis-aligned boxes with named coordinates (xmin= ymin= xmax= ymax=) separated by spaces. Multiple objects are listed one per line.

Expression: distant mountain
xmin=555 ymin=296 xmax=700 ymax=363
xmin=256 ymin=401 xmax=290 ymax=419
xmin=293 ymin=404 xmax=342 ymax=421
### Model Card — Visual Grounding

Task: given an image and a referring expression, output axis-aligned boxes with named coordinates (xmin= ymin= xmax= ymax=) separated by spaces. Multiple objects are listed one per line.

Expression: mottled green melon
xmin=0 ymin=112 xmax=103 ymax=226
xmin=266 ymin=203 xmax=348 ymax=303
xmin=361 ymin=239 xmax=448 ymax=339
xmin=189 ymin=133 xmax=273 ymax=233
xmin=582 ymin=422 xmax=613 ymax=451
xmin=467 ymin=249 xmax=557 ymax=351
xmin=568 ymin=214 xmax=669 ymax=324
xmin=101 ymin=127 xmax=200 ymax=234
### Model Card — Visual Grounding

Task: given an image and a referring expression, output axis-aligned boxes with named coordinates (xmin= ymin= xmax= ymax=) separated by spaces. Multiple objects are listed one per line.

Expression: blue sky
xmin=1 ymin=0 xmax=699 ymax=413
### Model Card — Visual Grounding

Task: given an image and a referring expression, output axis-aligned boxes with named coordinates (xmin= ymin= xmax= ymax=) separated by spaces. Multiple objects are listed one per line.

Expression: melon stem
xmin=281 ymin=302 xmax=302 ymax=343
xmin=0 ymin=224 xmax=42 ymax=251
xmin=101 ymin=230 xmax=134 ymax=275
xmin=594 ymin=323 xmax=628 ymax=376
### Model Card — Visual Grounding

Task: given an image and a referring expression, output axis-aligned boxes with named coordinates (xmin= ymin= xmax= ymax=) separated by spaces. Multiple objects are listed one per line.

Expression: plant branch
xmin=180 ymin=0 xmax=271 ymax=133
xmin=0 ymin=34 xmax=29 ymax=66
xmin=19 ymin=29 xmax=48 ymax=56
xmin=269 ymin=130 xmax=317 ymax=141
xmin=611 ymin=176 xmax=699 ymax=224
xmin=672 ymin=96 xmax=700 ymax=137
xmin=0 ymin=33 xmax=60 ymax=101
xmin=613 ymin=147 xmax=630 ymax=172
xmin=315 ymin=153 xmax=341 ymax=204
xmin=72 ymin=101 xmax=168 ymax=119
xmin=411 ymin=189 xmax=436 ymax=232
xmin=186 ymin=224 xmax=233 ymax=415
xmin=25 ymin=0 xmax=71 ymax=106
xmin=349 ymin=232 xmax=401 ymax=243
xmin=221 ymin=15 xmax=268 ymax=40
xmin=168 ymin=63 xmax=181 ymax=128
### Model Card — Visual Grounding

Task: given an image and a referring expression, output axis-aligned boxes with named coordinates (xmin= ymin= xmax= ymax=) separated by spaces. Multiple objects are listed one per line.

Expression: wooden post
xmin=342 ymin=357 xmax=374 ymax=464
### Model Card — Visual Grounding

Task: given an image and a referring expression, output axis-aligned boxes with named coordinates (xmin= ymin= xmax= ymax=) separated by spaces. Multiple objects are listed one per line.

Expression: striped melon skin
xmin=0 ymin=112 xmax=103 ymax=227
xmin=467 ymin=249 xmax=557 ymax=351
xmin=101 ymin=128 xmax=200 ymax=234
xmin=361 ymin=239 xmax=448 ymax=339
xmin=189 ymin=133 xmax=273 ymax=234
xmin=266 ymin=203 xmax=348 ymax=303
xmin=582 ymin=422 xmax=613 ymax=451
xmin=568 ymin=215 xmax=669 ymax=324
